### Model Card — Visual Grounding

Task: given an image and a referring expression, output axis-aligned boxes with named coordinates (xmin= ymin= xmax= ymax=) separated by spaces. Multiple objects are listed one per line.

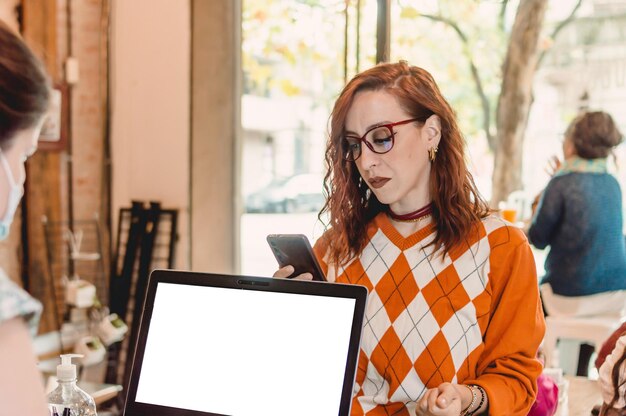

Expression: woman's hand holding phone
xmin=272 ymin=265 xmax=313 ymax=281
xmin=267 ymin=234 xmax=326 ymax=281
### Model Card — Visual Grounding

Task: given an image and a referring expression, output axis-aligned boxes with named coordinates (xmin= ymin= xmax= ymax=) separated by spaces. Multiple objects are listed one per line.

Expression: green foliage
xmin=391 ymin=0 xmax=508 ymax=145
xmin=390 ymin=0 xmax=579 ymax=150
xmin=242 ymin=0 xmax=569 ymax=150
xmin=242 ymin=0 xmax=349 ymax=104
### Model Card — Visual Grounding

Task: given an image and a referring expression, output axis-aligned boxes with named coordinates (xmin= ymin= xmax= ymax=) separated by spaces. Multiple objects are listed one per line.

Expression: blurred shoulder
xmin=0 ymin=268 xmax=42 ymax=334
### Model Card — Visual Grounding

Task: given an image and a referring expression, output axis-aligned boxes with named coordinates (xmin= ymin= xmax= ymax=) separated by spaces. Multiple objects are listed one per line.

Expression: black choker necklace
xmin=388 ymin=203 xmax=433 ymax=223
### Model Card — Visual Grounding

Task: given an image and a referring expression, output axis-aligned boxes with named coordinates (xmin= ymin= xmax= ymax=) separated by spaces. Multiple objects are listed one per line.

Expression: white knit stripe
xmin=359 ymin=229 xmax=402 ymax=286
xmin=454 ymin=234 xmax=491 ymax=299
xmin=482 ymin=214 xmax=507 ymax=235
xmin=395 ymin=292 xmax=439 ymax=360
xmin=360 ymin=363 xmax=387 ymax=403
xmin=360 ymin=293 xmax=391 ymax=357
xmin=405 ymin=244 xmax=443 ymax=289
xmin=444 ymin=302 xmax=482 ymax=372
xmin=356 ymin=395 xmax=378 ymax=413
xmin=390 ymin=367 xmax=426 ymax=402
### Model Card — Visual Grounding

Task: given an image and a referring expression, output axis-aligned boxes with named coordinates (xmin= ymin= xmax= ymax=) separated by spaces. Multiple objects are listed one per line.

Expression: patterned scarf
xmin=555 ymin=156 xmax=608 ymax=176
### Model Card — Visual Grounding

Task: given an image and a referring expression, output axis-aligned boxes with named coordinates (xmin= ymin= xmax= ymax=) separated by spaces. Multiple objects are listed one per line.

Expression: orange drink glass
xmin=501 ymin=209 xmax=517 ymax=223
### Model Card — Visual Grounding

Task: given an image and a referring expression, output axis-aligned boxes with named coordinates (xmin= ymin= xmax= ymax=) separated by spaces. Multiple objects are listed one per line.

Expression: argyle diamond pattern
xmin=333 ymin=217 xmax=498 ymax=415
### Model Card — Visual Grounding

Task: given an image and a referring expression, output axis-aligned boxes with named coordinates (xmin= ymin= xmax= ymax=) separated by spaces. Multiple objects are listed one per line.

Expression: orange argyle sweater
xmin=313 ymin=213 xmax=545 ymax=416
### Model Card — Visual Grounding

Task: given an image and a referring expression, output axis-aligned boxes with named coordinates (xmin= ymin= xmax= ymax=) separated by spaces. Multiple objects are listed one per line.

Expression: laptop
xmin=123 ymin=269 xmax=368 ymax=416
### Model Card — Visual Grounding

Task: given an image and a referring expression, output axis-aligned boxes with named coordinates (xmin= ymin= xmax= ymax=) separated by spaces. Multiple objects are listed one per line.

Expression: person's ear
xmin=423 ymin=114 xmax=441 ymax=147
xmin=562 ymin=136 xmax=576 ymax=159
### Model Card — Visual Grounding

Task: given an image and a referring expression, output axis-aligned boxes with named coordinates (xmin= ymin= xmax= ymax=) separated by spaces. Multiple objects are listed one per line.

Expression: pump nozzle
xmin=57 ymin=353 xmax=83 ymax=381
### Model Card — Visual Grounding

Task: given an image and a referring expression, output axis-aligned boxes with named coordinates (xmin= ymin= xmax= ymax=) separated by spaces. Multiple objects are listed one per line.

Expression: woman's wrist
xmin=454 ymin=384 xmax=473 ymax=415
xmin=459 ymin=384 xmax=486 ymax=416
xmin=459 ymin=384 xmax=476 ymax=415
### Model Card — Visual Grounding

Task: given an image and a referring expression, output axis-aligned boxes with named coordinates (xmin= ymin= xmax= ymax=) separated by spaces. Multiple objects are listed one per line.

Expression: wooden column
xmin=191 ymin=0 xmax=241 ymax=273
xmin=22 ymin=0 xmax=65 ymax=334
xmin=376 ymin=0 xmax=390 ymax=63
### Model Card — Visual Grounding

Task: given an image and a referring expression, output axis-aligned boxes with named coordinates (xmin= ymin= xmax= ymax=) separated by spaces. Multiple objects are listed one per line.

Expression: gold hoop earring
xmin=428 ymin=146 xmax=438 ymax=162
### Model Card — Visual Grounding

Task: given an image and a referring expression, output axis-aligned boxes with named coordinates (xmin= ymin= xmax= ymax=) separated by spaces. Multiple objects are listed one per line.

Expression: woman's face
xmin=344 ymin=89 xmax=439 ymax=214
xmin=0 ymin=122 xmax=42 ymax=219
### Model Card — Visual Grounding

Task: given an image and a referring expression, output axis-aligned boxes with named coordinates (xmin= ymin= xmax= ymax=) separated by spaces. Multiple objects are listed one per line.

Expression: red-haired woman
xmin=275 ymin=61 xmax=544 ymax=415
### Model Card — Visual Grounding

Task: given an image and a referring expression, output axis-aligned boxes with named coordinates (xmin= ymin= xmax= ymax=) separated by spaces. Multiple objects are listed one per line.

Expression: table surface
xmin=80 ymin=376 xmax=599 ymax=413
xmin=557 ymin=375 xmax=602 ymax=416
xmin=54 ymin=374 xmax=601 ymax=412
xmin=77 ymin=376 xmax=601 ymax=413
xmin=78 ymin=381 xmax=123 ymax=406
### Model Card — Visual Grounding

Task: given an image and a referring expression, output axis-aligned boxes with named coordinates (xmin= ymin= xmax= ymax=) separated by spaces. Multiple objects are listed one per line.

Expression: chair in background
xmin=541 ymin=283 xmax=626 ymax=375
xmin=105 ymin=201 xmax=178 ymax=409
xmin=543 ymin=315 xmax=625 ymax=371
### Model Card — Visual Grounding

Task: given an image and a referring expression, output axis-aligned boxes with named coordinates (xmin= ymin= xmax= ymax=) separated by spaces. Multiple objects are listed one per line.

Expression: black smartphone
xmin=266 ymin=234 xmax=326 ymax=281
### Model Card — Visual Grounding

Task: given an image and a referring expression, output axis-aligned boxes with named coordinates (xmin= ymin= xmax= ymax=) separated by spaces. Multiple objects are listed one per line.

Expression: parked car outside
xmin=245 ymin=173 xmax=325 ymax=213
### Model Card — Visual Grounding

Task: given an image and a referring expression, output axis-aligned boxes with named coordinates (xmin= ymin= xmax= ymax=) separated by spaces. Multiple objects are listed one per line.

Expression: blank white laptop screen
xmin=133 ymin=281 xmax=358 ymax=416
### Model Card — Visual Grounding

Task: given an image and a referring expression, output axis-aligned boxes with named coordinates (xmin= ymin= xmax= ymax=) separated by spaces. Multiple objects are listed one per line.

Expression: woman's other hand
xmin=415 ymin=383 xmax=463 ymax=416
xmin=272 ymin=265 xmax=313 ymax=280
xmin=530 ymin=192 xmax=542 ymax=217
xmin=545 ymin=155 xmax=562 ymax=177
xmin=529 ymin=156 xmax=561 ymax=220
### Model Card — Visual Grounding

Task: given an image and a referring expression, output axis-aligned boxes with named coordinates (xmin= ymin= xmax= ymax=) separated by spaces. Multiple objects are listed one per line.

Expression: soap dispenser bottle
xmin=47 ymin=354 xmax=97 ymax=416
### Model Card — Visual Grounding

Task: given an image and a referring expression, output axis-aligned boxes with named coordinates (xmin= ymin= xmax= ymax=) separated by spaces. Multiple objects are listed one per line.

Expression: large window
xmin=240 ymin=0 xmax=376 ymax=275
xmin=240 ymin=0 xmax=626 ymax=275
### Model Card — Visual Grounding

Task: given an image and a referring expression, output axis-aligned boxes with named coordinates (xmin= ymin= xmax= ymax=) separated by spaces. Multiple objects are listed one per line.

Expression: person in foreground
xmin=0 ymin=19 xmax=51 ymax=415
xmin=596 ymin=326 xmax=626 ymax=415
xmin=275 ymin=61 xmax=545 ymax=415
xmin=528 ymin=111 xmax=626 ymax=319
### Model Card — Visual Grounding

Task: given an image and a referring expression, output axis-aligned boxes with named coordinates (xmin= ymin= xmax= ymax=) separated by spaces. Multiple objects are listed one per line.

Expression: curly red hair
xmin=320 ymin=61 xmax=490 ymax=265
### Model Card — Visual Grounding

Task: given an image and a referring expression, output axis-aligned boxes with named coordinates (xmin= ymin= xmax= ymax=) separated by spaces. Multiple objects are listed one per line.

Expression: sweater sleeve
xmin=528 ymin=178 xmax=564 ymax=249
xmin=599 ymin=335 xmax=626 ymax=408
xmin=465 ymin=229 xmax=545 ymax=415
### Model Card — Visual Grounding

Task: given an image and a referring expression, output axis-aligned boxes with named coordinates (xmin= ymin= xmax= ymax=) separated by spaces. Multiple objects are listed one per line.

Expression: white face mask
xmin=0 ymin=149 xmax=24 ymax=240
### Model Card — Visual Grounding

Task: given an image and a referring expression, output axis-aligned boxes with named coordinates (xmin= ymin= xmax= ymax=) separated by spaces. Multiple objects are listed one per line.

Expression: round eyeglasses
xmin=342 ymin=118 xmax=419 ymax=161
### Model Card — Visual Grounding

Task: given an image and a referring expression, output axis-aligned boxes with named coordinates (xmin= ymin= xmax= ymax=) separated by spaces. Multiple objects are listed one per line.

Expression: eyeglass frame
xmin=342 ymin=118 xmax=420 ymax=161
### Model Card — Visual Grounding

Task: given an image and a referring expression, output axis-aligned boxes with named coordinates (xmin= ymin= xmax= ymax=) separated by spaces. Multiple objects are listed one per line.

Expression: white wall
xmin=110 ymin=0 xmax=190 ymax=269
xmin=190 ymin=0 xmax=240 ymax=274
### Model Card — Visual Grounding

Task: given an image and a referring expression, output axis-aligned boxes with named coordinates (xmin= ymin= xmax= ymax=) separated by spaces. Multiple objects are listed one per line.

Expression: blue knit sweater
xmin=528 ymin=170 xmax=626 ymax=296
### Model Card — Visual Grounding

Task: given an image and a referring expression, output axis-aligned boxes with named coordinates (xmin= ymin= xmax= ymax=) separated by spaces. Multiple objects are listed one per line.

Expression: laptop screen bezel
xmin=123 ymin=269 xmax=368 ymax=416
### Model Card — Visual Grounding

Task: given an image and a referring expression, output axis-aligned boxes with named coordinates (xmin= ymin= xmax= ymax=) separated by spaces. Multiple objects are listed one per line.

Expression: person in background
xmin=527 ymin=111 xmax=626 ymax=374
xmin=528 ymin=111 xmax=626 ymax=313
xmin=0 ymin=19 xmax=51 ymax=415
xmin=275 ymin=61 xmax=544 ymax=415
